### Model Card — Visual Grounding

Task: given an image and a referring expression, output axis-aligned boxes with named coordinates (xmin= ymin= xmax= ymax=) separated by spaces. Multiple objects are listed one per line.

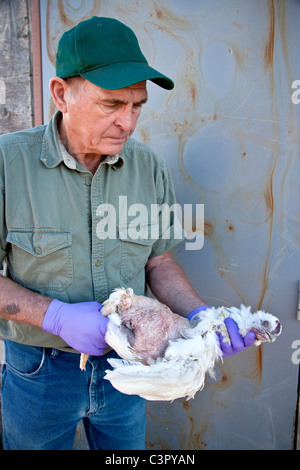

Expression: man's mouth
xmin=105 ymin=135 xmax=129 ymax=141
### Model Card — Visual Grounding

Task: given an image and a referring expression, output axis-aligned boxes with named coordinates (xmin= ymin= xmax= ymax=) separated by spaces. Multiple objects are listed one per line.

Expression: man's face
xmin=62 ymin=78 xmax=148 ymax=157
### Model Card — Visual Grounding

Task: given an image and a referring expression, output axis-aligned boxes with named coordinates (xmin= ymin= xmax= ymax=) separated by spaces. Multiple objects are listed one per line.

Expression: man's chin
xmin=98 ymin=138 xmax=128 ymax=156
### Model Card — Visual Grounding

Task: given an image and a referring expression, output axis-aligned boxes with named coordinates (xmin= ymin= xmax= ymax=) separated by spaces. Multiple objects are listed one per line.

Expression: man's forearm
xmin=145 ymin=252 xmax=207 ymax=317
xmin=0 ymin=275 xmax=52 ymax=328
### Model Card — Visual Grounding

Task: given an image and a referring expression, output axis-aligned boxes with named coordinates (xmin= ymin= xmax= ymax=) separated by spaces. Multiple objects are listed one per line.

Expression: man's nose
xmin=114 ymin=106 xmax=135 ymax=131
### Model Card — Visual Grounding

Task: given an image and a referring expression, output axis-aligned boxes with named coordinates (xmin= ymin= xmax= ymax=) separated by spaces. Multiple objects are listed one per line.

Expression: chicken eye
xmin=262 ymin=320 xmax=270 ymax=328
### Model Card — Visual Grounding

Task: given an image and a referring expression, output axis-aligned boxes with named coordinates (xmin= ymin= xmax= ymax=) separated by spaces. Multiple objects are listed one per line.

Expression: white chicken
xmin=79 ymin=288 xmax=282 ymax=401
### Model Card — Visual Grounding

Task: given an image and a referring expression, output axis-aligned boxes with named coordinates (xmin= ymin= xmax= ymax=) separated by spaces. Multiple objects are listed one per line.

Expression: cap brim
xmin=81 ymin=61 xmax=174 ymax=90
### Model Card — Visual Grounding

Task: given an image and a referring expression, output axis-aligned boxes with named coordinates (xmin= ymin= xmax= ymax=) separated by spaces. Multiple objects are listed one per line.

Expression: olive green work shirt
xmin=0 ymin=111 xmax=184 ymax=352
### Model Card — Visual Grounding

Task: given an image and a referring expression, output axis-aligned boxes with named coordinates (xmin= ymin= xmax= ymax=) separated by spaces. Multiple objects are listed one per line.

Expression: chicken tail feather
xmin=104 ymin=357 xmax=210 ymax=401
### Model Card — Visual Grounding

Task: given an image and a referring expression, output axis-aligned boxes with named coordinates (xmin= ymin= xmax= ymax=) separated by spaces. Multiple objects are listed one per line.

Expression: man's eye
xmin=98 ymin=103 xmax=144 ymax=115
xmin=132 ymin=104 xmax=142 ymax=115
xmin=99 ymin=103 xmax=119 ymax=114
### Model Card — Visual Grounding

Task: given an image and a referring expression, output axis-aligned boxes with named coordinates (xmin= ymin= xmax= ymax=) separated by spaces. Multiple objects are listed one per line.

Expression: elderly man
xmin=0 ymin=17 xmax=255 ymax=450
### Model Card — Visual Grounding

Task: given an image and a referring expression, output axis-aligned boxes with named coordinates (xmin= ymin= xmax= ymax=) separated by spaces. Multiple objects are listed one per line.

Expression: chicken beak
xmin=250 ymin=328 xmax=273 ymax=343
xmin=251 ymin=319 xmax=282 ymax=343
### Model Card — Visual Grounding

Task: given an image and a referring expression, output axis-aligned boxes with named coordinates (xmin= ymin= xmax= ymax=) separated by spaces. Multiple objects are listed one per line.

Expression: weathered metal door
xmin=40 ymin=0 xmax=300 ymax=449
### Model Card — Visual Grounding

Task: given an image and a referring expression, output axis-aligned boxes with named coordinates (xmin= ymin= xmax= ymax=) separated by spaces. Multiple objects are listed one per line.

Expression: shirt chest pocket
xmin=6 ymin=230 xmax=73 ymax=292
xmin=119 ymin=223 xmax=159 ymax=282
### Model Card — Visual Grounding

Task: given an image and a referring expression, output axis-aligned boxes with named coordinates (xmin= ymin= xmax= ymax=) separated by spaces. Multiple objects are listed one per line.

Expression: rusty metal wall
xmin=39 ymin=0 xmax=300 ymax=450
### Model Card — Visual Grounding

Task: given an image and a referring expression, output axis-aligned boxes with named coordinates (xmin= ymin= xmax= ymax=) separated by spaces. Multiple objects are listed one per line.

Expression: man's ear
xmin=49 ymin=77 xmax=68 ymax=113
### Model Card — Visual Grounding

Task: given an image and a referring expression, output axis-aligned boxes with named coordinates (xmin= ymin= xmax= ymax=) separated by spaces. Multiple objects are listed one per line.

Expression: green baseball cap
xmin=56 ymin=16 xmax=174 ymax=90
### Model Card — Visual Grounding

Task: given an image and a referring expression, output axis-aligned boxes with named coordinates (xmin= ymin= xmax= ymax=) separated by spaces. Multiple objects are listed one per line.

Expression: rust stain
xmin=204 ymin=221 xmax=215 ymax=238
xmin=233 ymin=21 xmax=243 ymax=30
xmin=231 ymin=44 xmax=246 ymax=70
xmin=257 ymin=159 xmax=277 ymax=310
xmin=241 ymin=345 xmax=264 ymax=387
xmin=151 ymin=1 xmax=191 ymax=32
xmin=57 ymin=0 xmax=99 ymax=28
xmin=257 ymin=346 xmax=263 ymax=384
xmin=188 ymin=426 xmax=208 ymax=450
xmin=263 ymin=171 xmax=275 ymax=222
xmin=264 ymin=0 xmax=275 ymax=71
xmin=215 ymin=400 xmax=227 ymax=409
xmin=182 ymin=400 xmax=190 ymax=410
xmin=225 ymin=219 xmax=235 ymax=232
xmin=178 ymin=406 xmax=209 ymax=450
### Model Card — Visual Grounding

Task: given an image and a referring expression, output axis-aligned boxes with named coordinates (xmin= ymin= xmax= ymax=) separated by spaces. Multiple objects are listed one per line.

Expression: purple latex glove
xmin=42 ymin=299 xmax=109 ymax=355
xmin=187 ymin=306 xmax=256 ymax=357
xmin=217 ymin=317 xmax=256 ymax=357
xmin=187 ymin=305 xmax=211 ymax=321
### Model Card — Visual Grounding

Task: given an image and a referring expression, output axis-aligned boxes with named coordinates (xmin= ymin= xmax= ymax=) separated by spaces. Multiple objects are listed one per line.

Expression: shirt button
xmin=35 ymin=247 xmax=42 ymax=254
xmin=95 ymin=259 xmax=101 ymax=267
xmin=85 ymin=179 xmax=92 ymax=186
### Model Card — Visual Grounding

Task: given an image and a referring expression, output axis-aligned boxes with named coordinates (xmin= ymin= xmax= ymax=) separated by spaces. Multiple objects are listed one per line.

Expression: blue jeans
xmin=1 ymin=340 xmax=146 ymax=450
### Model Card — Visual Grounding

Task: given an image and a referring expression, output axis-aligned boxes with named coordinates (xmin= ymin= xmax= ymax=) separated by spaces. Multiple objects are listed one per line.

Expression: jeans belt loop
xmin=50 ymin=348 xmax=59 ymax=359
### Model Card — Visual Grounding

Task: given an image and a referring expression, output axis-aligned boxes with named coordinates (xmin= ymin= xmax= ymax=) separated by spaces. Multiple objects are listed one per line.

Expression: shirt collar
xmin=40 ymin=111 xmax=124 ymax=171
